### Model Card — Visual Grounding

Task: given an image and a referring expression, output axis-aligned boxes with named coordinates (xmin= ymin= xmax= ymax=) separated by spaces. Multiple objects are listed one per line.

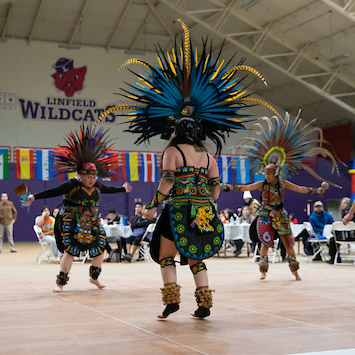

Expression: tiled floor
xmin=1 ymin=243 xmax=355 ymax=355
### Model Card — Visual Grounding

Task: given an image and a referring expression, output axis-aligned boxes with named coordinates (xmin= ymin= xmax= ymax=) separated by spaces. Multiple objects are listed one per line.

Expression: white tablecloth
xmin=224 ymin=223 xmax=251 ymax=243
xmin=103 ymin=224 xmax=132 ymax=239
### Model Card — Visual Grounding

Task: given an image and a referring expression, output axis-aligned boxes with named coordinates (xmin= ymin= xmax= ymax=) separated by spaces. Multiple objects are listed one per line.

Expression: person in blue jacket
xmin=309 ymin=201 xmax=334 ymax=236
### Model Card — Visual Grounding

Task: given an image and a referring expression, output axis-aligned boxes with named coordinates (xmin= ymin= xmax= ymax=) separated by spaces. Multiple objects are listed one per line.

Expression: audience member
xmin=0 ymin=192 xmax=17 ymax=253
xmin=233 ymin=206 xmax=254 ymax=256
xmin=309 ymin=201 xmax=334 ymax=236
xmin=243 ymin=191 xmax=260 ymax=216
xmin=104 ymin=208 xmax=121 ymax=225
xmin=122 ymin=203 xmax=156 ymax=262
xmin=35 ymin=206 xmax=62 ymax=263
xmin=328 ymin=197 xmax=354 ymax=264
xmin=52 ymin=208 xmax=59 ymax=219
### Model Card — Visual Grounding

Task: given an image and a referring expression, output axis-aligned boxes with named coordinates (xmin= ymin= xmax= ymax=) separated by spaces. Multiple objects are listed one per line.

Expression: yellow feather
xmin=118 ymin=59 xmax=150 ymax=71
xmin=239 ymin=98 xmax=280 ymax=117
xmin=203 ymin=54 xmax=210 ymax=73
xmin=177 ymin=19 xmax=190 ymax=76
xmin=222 ymin=66 xmax=268 ymax=86
xmin=167 ymin=52 xmax=177 ymax=76
xmin=210 ymin=60 xmax=224 ymax=81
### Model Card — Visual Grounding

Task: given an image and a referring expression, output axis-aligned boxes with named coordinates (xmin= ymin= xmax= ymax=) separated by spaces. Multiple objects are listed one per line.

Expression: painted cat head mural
xmin=52 ymin=58 xmax=87 ymax=97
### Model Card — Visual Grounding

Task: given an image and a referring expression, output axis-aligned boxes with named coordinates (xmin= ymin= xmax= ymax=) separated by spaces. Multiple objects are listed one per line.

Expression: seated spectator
xmin=52 ymin=208 xmax=59 ymax=219
xmin=305 ymin=201 xmax=334 ymax=260
xmin=122 ymin=203 xmax=156 ymax=262
xmin=35 ymin=206 xmax=62 ymax=263
xmin=243 ymin=191 xmax=260 ymax=216
xmin=289 ymin=213 xmax=298 ymax=224
xmin=104 ymin=209 xmax=121 ymax=225
xmin=233 ymin=206 xmax=254 ymax=256
xmin=328 ymin=197 xmax=354 ymax=264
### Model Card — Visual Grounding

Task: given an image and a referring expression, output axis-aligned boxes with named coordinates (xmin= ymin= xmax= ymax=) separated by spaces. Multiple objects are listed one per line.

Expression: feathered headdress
xmin=234 ymin=111 xmax=343 ymax=188
xmin=95 ymin=19 xmax=279 ymax=155
xmin=52 ymin=124 xmax=118 ymax=178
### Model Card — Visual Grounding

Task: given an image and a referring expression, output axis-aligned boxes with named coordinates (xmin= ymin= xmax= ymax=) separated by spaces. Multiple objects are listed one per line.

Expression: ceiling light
xmin=242 ymin=0 xmax=260 ymax=11
xmin=329 ymin=53 xmax=349 ymax=63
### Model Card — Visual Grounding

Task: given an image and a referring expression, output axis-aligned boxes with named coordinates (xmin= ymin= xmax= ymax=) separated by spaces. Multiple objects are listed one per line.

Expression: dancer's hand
xmin=144 ymin=207 xmax=156 ymax=219
xmin=343 ymin=213 xmax=353 ymax=225
xmin=26 ymin=194 xmax=35 ymax=205
xmin=123 ymin=182 xmax=132 ymax=192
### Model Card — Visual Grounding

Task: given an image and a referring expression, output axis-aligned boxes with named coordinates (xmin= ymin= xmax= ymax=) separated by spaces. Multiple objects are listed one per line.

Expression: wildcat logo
xmin=52 ymin=58 xmax=87 ymax=97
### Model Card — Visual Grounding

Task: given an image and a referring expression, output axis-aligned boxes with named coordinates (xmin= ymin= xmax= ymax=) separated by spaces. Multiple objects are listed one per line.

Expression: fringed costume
xmin=229 ymin=112 xmax=342 ymax=279
xmin=95 ymin=18 xmax=278 ymax=317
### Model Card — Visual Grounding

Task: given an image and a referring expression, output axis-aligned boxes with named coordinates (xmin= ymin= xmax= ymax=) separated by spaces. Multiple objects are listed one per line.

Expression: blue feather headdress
xmin=95 ymin=19 xmax=279 ymax=154
xmin=234 ymin=111 xmax=343 ymax=187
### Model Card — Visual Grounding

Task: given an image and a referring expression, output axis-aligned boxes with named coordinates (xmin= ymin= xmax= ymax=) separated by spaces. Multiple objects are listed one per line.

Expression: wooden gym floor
xmin=1 ymin=242 xmax=355 ymax=355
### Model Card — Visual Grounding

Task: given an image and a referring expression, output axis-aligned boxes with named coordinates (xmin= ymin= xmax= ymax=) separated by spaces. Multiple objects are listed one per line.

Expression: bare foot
xmin=292 ymin=271 xmax=301 ymax=281
xmin=260 ymin=272 xmax=267 ymax=280
xmin=90 ymin=278 xmax=105 ymax=289
xmin=53 ymin=284 xmax=64 ymax=292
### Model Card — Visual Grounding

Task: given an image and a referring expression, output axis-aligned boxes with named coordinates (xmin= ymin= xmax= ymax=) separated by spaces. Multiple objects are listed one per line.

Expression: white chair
xmin=138 ymin=223 xmax=155 ymax=262
xmin=332 ymin=221 xmax=355 ymax=265
xmin=33 ymin=225 xmax=54 ymax=264
xmin=252 ymin=238 xmax=281 ymax=263
xmin=303 ymin=222 xmax=329 ymax=262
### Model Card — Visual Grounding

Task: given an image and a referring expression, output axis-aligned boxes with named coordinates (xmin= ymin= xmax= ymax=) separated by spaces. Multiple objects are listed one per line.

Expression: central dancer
xmin=96 ymin=19 xmax=278 ymax=318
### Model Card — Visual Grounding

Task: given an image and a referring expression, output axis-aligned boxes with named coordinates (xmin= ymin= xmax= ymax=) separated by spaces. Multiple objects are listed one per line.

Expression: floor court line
xmin=29 ymin=284 xmax=209 ymax=355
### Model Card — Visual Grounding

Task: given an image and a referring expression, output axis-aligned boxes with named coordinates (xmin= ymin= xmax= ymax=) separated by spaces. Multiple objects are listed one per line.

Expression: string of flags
xmin=1 ymin=148 xmax=268 ymax=183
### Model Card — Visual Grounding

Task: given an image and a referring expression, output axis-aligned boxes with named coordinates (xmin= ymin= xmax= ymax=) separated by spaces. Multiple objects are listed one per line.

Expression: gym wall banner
xmin=18 ymin=57 xmax=118 ymax=123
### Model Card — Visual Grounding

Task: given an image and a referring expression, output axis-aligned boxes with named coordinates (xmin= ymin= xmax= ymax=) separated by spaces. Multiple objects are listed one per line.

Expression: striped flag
xmin=254 ymin=172 xmax=265 ymax=182
xmin=36 ymin=149 xmax=54 ymax=181
xmin=0 ymin=148 xmax=9 ymax=180
xmin=141 ymin=153 xmax=158 ymax=182
xmin=121 ymin=152 xmax=139 ymax=181
xmin=16 ymin=149 xmax=34 ymax=179
xmin=59 ymin=172 xmax=77 ymax=181
xmin=102 ymin=153 xmax=119 ymax=182
xmin=236 ymin=157 xmax=251 ymax=184
xmin=218 ymin=155 xmax=232 ymax=183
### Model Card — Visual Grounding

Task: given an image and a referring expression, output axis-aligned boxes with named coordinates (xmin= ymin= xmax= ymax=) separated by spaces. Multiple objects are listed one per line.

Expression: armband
xmin=208 ymin=177 xmax=220 ymax=189
xmin=162 ymin=170 xmax=175 ymax=182
xmin=220 ymin=182 xmax=230 ymax=192
xmin=233 ymin=184 xmax=242 ymax=191
xmin=146 ymin=190 xmax=168 ymax=210
xmin=307 ymin=187 xmax=318 ymax=194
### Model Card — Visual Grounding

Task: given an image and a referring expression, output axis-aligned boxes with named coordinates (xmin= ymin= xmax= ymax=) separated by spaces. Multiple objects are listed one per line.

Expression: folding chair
xmin=332 ymin=221 xmax=355 ymax=265
xmin=138 ymin=223 xmax=155 ymax=262
xmin=252 ymin=238 xmax=280 ymax=263
xmin=33 ymin=225 xmax=54 ymax=264
xmin=303 ymin=221 xmax=328 ymax=262
xmin=73 ymin=251 xmax=90 ymax=264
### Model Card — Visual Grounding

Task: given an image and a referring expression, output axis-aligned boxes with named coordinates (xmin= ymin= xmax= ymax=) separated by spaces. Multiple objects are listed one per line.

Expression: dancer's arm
xmin=98 ymin=181 xmax=132 ymax=193
xmin=144 ymin=147 xmax=176 ymax=219
xmin=224 ymin=181 xmax=263 ymax=192
xmin=283 ymin=180 xmax=324 ymax=194
xmin=343 ymin=201 xmax=355 ymax=225
xmin=26 ymin=180 xmax=77 ymax=204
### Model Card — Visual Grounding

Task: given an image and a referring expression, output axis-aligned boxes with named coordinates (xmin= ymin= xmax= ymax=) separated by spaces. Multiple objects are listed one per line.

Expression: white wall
xmin=0 ymin=38 xmax=284 ymax=156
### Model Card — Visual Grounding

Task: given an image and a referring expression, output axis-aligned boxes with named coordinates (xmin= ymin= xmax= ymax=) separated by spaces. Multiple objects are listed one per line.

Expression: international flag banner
xmin=59 ymin=172 xmax=77 ymax=181
xmin=236 ymin=157 xmax=251 ymax=184
xmin=0 ymin=148 xmax=9 ymax=180
xmin=36 ymin=149 xmax=55 ymax=181
xmin=254 ymin=172 xmax=265 ymax=182
xmin=121 ymin=152 xmax=139 ymax=181
xmin=218 ymin=155 xmax=232 ymax=183
xmin=16 ymin=149 xmax=34 ymax=179
xmin=141 ymin=153 xmax=158 ymax=182
xmin=102 ymin=153 xmax=119 ymax=182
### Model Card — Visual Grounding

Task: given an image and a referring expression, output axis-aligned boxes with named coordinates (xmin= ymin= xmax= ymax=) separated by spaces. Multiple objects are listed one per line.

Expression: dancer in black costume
xmin=24 ymin=125 xmax=132 ymax=292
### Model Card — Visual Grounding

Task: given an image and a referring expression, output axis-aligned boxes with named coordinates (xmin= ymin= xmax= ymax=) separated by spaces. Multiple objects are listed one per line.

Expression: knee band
xmin=190 ymin=261 xmax=207 ymax=275
xmin=159 ymin=256 xmax=175 ymax=268
xmin=56 ymin=271 xmax=69 ymax=286
xmin=89 ymin=266 xmax=102 ymax=280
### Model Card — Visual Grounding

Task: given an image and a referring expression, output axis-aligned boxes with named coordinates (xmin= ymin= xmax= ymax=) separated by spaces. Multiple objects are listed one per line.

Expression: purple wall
xmin=1 ymin=158 xmax=350 ymax=242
